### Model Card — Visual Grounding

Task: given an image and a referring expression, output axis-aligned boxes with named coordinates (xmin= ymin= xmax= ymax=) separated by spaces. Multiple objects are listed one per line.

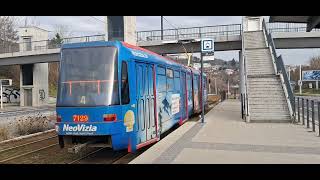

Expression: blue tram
xmin=55 ymin=41 xmax=207 ymax=152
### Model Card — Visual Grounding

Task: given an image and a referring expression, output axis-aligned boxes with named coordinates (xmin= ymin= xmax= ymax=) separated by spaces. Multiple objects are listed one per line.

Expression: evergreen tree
xmin=49 ymin=33 xmax=63 ymax=48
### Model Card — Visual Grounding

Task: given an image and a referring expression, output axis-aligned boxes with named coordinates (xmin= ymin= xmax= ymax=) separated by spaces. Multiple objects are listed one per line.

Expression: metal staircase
xmin=241 ymin=17 xmax=293 ymax=123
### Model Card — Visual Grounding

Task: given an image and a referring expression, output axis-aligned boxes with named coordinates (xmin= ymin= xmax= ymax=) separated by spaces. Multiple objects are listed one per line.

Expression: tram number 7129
xmin=73 ymin=115 xmax=89 ymax=122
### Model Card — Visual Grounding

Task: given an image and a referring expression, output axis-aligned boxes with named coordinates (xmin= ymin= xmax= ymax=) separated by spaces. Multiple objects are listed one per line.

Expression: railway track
xmin=0 ymin=143 xmax=59 ymax=163
xmin=0 ymin=135 xmax=58 ymax=153
xmin=0 ymin=132 xmax=134 ymax=164
xmin=67 ymin=147 xmax=109 ymax=164
xmin=0 ymin=135 xmax=59 ymax=163
xmin=0 ymin=104 xmax=215 ymax=164
xmin=67 ymin=147 xmax=129 ymax=164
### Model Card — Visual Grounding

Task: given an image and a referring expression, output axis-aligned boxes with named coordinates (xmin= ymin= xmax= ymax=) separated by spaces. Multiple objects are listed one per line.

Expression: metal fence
xmin=267 ymin=22 xmax=320 ymax=33
xmin=0 ymin=34 xmax=105 ymax=54
xmin=137 ymin=22 xmax=320 ymax=42
xmin=137 ymin=24 xmax=243 ymax=42
xmin=295 ymin=97 xmax=320 ymax=136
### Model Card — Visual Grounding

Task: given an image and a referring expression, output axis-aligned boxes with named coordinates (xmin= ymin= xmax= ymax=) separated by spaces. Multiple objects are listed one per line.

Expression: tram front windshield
xmin=57 ymin=46 xmax=119 ymax=107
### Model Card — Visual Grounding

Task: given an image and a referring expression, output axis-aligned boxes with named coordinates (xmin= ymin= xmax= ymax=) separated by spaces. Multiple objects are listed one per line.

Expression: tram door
xmin=136 ymin=62 xmax=157 ymax=145
xmin=181 ymin=72 xmax=187 ymax=120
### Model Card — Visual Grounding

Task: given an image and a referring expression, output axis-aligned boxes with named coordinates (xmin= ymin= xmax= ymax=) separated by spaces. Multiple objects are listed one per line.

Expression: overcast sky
xmin=15 ymin=16 xmax=320 ymax=66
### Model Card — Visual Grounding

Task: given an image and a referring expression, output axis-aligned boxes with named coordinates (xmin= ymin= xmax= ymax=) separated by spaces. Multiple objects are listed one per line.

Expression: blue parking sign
xmin=201 ymin=39 xmax=214 ymax=52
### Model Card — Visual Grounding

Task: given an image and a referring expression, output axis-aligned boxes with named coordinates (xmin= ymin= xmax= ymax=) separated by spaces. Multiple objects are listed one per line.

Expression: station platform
xmin=130 ymin=99 xmax=320 ymax=164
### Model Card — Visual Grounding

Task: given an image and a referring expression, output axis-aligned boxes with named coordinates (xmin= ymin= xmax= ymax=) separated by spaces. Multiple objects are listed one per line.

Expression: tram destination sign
xmin=302 ymin=70 xmax=320 ymax=81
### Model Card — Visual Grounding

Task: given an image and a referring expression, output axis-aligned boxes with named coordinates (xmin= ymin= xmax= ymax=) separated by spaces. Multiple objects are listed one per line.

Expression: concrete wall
xmin=1 ymin=87 xmax=20 ymax=103
xmin=19 ymin=63 xmax=48 ymax=107
xmin=243 ymin=16 xmax=263 ymax=32
xmin=18 ymin=27 xmax=49 ymax=52
xmin=33 ymin=63 xmax=49 ymax=106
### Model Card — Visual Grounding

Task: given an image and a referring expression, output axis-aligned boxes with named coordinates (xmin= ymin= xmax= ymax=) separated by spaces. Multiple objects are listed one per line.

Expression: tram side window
xmin=203 ymin=77 xmax=207 ymax=89
xmin=157 ymin=66 xmax=166 ymax=92
xmin=121 ymin=61 xmax=130 ymax=104
xmin=187 ymin=73 xmax=192 ymax=91
xmin=193 ymin=75 xmax=199 ymax=91
xmin=174 ymin=70 xmax=180 ymax=91
xmin=166 ymin=68 xmax=174 ymax=91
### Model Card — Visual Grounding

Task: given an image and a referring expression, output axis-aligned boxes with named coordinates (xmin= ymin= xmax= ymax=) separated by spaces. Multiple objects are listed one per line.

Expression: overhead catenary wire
xmin=162 ymin=17 xmax=193 ymax=66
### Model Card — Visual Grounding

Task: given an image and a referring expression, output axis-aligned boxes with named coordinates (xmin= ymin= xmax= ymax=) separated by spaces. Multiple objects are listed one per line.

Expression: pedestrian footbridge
xmin=1 ymin=20 xmax=320 ymax=66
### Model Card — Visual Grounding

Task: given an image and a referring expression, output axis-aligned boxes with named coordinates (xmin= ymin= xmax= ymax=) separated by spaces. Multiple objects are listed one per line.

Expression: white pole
xmin=0 ymin=82 xmax=3 ymax=109
xmin=215 ymin=78 xmax=217 ymax=95
xmin=209 ymin=78 xmax=211 ymax=94
xmin=299 ymin=65 xmax=302 ymax=94
xmin=288 ymin=66 xmax=291 ymax=81
xmin=227 ymin=79 xmax=230 ymax=97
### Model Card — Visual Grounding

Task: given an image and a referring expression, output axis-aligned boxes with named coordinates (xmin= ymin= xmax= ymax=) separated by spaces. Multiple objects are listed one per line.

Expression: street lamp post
xmin=0 ymin=81 xmax=3 ymax=109
xmin=200 ymin=51 xmax=204 ymax=123
xmin=104 ymin=16 xmax=108 ymax=41
xmin=215 ymin=78 xmax=217 ymax=95
xmin=228 ymin=79 xmax=230 ymax=97
xmin=161 ymin=16 xmax=163 ymax=40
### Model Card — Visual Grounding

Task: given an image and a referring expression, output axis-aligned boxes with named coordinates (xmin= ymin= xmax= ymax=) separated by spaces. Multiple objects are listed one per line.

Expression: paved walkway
xmin=130 ymin=99 xmax=320 ymax=164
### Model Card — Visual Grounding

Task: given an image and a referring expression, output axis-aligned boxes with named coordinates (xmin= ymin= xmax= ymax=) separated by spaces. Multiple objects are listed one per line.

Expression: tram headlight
xmin=55 ymin=125 xmax=59 ymax=132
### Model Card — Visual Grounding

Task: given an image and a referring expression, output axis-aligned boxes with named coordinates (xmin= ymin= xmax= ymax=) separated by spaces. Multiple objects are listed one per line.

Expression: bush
xmin=0 ymin=126 xmax=9 ymax=141
xmin=15 ymin=114 xmax=52 ymax=136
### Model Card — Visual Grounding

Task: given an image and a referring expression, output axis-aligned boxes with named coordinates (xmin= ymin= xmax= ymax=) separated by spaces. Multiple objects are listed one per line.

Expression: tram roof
xmin=61 ymin=41 xmax=202 ymax=75
xmin=120 ymin=41 xmax=201 ymax=74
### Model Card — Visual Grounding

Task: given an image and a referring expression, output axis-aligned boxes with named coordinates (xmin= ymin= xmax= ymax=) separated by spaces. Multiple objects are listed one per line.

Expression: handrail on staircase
xmin=277 ymin=55 xmax=295 ymax=109
xmin=262 ymin=19 xmax=295 ymax=118
xmin=241 ymin=17 xmax=250 ymax=121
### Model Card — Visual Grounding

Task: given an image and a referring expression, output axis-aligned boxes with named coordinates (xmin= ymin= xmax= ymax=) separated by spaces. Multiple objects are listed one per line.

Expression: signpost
xmin=0 ymin=81 xmax=2 ymax=110
xmin=201 ymin=38 xmax=214 ymax=123
xmin=299 ymin=65 xmax=302 ymax=94
xmin=0 ymin=79 xmax=12 ymax=109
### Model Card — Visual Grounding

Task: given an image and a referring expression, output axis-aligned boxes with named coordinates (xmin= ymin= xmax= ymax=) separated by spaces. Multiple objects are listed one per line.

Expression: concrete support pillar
xmin=106 ymin=16 xmax=136 ymax=45
xmin=124 ymin=16 xmax=137 ymax=45
xmin=20 ymin=63 xmax=48 ymax=107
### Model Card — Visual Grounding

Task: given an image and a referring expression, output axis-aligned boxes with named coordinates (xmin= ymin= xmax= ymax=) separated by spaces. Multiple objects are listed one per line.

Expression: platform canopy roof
xmin=269 ymin=16 xmax=320 ymax=32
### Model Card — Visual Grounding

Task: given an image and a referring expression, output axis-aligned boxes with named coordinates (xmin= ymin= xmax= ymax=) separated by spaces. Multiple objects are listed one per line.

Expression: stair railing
xmin=242 ymin=17 xmax=250 ymax=121
xmin=262 ymin=19 xmax=278 ymax=75
xmin=277 ymin=55 xmax=295 ymax=117
xmin=262 ymin=19 xmax=294 ymax=118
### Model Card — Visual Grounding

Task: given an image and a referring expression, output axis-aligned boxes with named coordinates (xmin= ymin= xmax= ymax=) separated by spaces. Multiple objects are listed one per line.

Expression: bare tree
xmin=309 ymin=56 xmax=320 ymax=69
xmin=0 ymin=16 xmax=18 ymax=42
xmin=0 ymin=16 xmax=20 ymax=87
xmin=53 ymin=24 xmax=74 ymax=38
